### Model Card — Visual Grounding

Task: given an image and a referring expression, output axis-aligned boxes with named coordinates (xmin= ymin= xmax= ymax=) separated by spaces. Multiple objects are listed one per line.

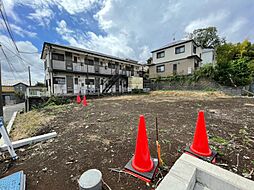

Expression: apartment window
xmin=53 ymin=77 xmax=65 ymax=84
xmin=108 ymin=63 xmax=115 ymax=69
xmin=52 ymin=53 xmax=64 ymax=61
xmin=85 ymin=79 xmax=94 ymax=85
xmin=193 ymin=46 xmax=196 ymax=54
xmin=74 ymin=56 xmax=78 ymax=63
xmin=173 ymin=64 xmax=177 ymax=74
xmin=74 ymin=78 xmax=78 ymax=85
xmin=157 ymin=51 xmax=165 ymax=58
xmin=175 ymin=45 xmax=185 ymax=54
xmin=156 ymin=65 xmax=165 ymax=73
xmin=87 ymin=59 xmax=94 ymax=65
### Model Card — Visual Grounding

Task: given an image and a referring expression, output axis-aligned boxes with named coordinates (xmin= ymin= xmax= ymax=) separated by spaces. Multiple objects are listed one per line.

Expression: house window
xmin=175 ymin=45 xmax=185 ymax=54
xmin=194 ymin=61 xmax=199 ymax=70
xmin=74 ymin=56 xmax=78 ymax=63
xmin=52 ymin=53 xmax=64 ymax=61
xmin=157 ymin=51 xmax=165 ymax=58
xmin=156 ymin=65 xmax=165 ymax=73
xmin=193 ymin=46 xmax=196 ymax=54
xmin=173 ymin=64 xmax=177 ymax=74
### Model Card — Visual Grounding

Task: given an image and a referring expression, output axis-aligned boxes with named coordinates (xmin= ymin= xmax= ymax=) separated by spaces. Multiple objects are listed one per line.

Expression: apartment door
xmin=94 ymin=58 xmax=99 ymax=73
xmin=65 ymin=52 xmax=73 ymax=71
xmin=115 ymin=63 xmax=119 ymax=74
xmin=66 ymin=76 xmax=74 ymax=93
xmin=95 ymin=77 xmax=100 ymax=93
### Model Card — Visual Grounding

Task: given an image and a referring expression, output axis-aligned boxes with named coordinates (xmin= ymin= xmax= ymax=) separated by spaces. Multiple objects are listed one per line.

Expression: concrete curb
xmin=156 ymin=153 xmax=254 ymax=190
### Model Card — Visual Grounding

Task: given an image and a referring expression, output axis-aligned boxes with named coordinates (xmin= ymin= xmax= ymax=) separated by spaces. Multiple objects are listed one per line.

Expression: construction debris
xmin=0 ymin=112 xmax=18 ymax=146
xmin=0 ymin=118 xmax=18 ymax=160
xmin=0 ymin=132 xmax=57 ymax=151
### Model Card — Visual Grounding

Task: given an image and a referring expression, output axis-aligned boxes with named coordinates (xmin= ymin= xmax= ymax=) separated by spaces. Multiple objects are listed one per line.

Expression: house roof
xmin=151 ymin=39 xmax=199 ymax=53
xmin=41 ymin=42 xmax=140 ymax=65
xmin=13 ymin=82 xmax=28 ymax=87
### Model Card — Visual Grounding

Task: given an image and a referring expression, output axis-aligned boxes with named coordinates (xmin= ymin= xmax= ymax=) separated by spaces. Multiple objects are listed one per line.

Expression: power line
xmin=0 ymin=45 xmax=18 ymax=78
xmin=0 ymin=0 xmax=39 ymax=55
xmin=0 ymin=43 xmax=28 ymax=71
xmin=0 ymin=43 xmax=42 ymax=70
xmin=0 ymin=1 xmax=19 ymax=53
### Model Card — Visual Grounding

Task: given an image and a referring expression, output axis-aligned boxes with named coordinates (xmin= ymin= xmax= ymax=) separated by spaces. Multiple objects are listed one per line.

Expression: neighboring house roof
xmin=151 ymin=39 xmax=200 ymax=53
xmin=13 ymin=82 xmax=28 ymax=87
xmin=41 ymin=42 xmax=139 ymax=65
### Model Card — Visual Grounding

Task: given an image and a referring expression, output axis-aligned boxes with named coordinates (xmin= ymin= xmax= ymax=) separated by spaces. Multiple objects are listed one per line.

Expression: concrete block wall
xmin=156 ymin=154 xmax=254 ymax=190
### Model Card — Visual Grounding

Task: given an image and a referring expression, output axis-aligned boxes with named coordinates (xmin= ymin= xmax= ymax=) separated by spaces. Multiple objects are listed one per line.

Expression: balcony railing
xmin=52 ymin=60 xmax=136 ymax=77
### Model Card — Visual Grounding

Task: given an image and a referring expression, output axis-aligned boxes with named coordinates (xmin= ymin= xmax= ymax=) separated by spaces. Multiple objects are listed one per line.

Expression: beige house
xmin=149 ymin=39 xmax=203 ymax=79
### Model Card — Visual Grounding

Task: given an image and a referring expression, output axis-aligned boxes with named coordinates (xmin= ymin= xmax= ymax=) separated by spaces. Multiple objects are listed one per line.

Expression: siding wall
xmin=149 ymin=58 xmax=195 ymax=78
xmin=152 ymin=41 xmax=193 ymax=64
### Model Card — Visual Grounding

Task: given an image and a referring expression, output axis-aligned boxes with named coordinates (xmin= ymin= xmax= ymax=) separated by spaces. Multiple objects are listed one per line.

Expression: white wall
xmin=201 ymin=49 xmax=215 ymax=65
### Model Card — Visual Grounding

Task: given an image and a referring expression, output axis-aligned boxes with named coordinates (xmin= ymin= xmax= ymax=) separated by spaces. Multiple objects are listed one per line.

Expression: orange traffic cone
xmin=184 ymin=111 xmax=217 ymax=162
xmin=124 ymin=115 xmax=158 ymax=182
xmin=82 ymin=96 xmax=87 ymax=106
xmin=132 ymin=115 xmax=154 ymax=172
xmin=76 ymin=95 xmax=81 ymax=104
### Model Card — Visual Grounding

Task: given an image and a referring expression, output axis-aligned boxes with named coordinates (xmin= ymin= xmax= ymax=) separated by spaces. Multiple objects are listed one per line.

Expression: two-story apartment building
xmin=41 ymin=42 xmax=142 ymax=95
xmin=149 ymin=39 xmax=203 ymax=79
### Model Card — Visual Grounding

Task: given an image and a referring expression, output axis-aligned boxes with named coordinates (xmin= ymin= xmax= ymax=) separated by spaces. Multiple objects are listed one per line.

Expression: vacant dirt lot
xmin=1 ymin=91 xmax=254 ymax=189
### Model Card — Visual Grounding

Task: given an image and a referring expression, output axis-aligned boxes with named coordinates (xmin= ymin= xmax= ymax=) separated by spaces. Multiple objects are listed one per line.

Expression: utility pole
xmin=0 ymin=60 xmax=3 ymax=120
xmin=28 ymin=66 xmax=31 ymax=86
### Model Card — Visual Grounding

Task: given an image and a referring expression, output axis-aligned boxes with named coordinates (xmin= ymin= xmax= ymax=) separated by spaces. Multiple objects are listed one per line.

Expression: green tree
xmin=188 ymin=27 xmax=225 ymax=48
xmin=35 ymin=82 xmax=46 ymax=87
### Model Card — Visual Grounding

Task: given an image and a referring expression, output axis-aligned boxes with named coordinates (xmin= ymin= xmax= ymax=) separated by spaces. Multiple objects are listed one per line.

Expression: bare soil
xmin=1 ymin=91 xmax=254 ymax=190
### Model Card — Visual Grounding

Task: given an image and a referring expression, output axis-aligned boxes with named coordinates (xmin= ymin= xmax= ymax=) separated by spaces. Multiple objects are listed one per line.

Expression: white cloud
xmin=0 ymin=35 xmax=44 ymax=85
xmin=57 ymin=0 xmax=102 ymax=15
xmin=0 ymin=19 xmax=37 ymax=38
xmin=27 ymin=8 xmax=54 ymax=27
xmin=184 ymin=10 xmax=230 ymax=33
xmin=2 ymin=0 xmax=20 ymax=22
xmin=55 ymin=19 xmax=134 ymax=58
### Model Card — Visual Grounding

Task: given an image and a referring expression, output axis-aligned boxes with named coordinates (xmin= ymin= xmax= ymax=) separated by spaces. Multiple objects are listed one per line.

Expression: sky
xmin=0 ymin=0 xmax=253 ymax=85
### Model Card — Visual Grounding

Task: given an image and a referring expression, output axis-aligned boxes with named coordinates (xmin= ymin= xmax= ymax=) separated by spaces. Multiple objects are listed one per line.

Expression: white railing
xmin=26 ymin=87 xmax=49 ymax=97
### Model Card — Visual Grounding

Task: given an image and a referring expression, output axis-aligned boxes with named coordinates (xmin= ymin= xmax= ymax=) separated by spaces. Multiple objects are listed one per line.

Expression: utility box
xmin=128 ymin=77 xmax=143 ymax=92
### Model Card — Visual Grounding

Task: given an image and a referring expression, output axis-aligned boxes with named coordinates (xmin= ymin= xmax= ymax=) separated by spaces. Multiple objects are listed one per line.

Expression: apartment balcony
xmin=52 ymin=60 xmax=136 ymax=77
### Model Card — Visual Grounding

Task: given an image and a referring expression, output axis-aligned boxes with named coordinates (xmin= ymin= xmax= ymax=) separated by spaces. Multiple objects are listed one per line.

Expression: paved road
xmin=3 ymin=102 xmax=25 ymax=123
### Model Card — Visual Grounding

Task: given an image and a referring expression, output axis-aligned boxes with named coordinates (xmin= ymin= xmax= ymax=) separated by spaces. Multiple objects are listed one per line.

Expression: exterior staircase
xmin=102 ymin=74 xmax=121 ymax=93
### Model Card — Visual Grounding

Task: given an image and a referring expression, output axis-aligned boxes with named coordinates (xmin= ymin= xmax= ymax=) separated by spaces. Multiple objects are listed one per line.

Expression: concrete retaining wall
xmin=156 ymin=154 xmax=254 ymax=190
